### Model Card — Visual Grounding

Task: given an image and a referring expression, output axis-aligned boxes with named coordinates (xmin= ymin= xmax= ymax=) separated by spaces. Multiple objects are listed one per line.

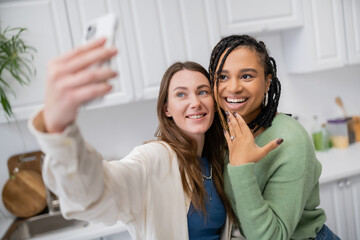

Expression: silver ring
xmin=230 ymin=136 xmax=235 ymax=140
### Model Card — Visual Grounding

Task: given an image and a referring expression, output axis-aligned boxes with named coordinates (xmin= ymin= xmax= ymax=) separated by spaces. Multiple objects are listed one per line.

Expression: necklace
xmin=202 ymin=164 xmax=212 ymax=180
xmin=202 ymin=164 xmax=213 ymax=201
xmin=199 ymin=158 xmax=213 ymax=201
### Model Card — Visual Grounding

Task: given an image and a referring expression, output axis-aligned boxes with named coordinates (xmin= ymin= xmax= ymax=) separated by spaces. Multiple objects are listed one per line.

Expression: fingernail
xmin=227 ymin=118 xmax=230 ymax=122
xmin=97 ymin=37 xmax=106 ymax=42
xmin=233 ymin=112 xmax=237 ymax=116
xmin=223 ymin=130 xmax=227 ymax=135
xmin=276 ymin=138 xmax=284 ymax=145
xmin=225 ymin=111 xmax=230 ymax=116
xmin=110 ymin=47 xmax=118 ymax=53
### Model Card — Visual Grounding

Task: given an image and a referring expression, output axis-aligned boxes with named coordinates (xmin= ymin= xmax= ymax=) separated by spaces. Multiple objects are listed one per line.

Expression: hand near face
xmin=224 ymin=112 xmax=283 ymax=166
xmin=43 ymin=38 xmax=118 ymax=133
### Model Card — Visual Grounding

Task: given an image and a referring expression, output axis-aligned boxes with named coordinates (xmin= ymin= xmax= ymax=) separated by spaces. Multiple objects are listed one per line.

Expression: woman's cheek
xmin=218 ymin=98 xmax=227 ymax=110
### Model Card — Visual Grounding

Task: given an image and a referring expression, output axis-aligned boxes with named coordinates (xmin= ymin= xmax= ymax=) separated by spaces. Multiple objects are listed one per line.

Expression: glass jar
xmin=327 ymin=118 xmax=349 ymax=148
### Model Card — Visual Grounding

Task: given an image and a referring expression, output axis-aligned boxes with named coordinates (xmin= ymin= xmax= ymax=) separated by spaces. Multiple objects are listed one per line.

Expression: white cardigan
xmin=28 ymin=111 xmax=243 ymax=240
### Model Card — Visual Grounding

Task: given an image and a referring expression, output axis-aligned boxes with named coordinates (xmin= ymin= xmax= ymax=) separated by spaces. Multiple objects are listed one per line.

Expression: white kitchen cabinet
xmin=215 ymin=0 xmax=303 ymax=35
xmin=0 ymin=0 xmax=221 ymax=122
xmin=282 ymin=0 xmax=360 ymax=73
xmin=66 ymin=0 xmax=220 ymax=101
xmin=343 ymin=0 xmax=360 ymax=64
xmin=65 ymin=0 xmax=133 ymax=110
xmin=319 ymin=174 xmax=360 ymax=239
xmin=117 ymin=0 xmax=220 ymax=100
xmin=0 ymin=0 xmax=72 ymax=123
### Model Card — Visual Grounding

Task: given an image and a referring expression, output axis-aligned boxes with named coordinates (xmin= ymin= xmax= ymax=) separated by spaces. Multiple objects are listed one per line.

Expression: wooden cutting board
xmin=7 ymin=151 xmax=43 ymax=176
xmin=2 ymin=169 xmax=47 ymax=218
xmin=2 ymin=151 xmax=47 ymax=218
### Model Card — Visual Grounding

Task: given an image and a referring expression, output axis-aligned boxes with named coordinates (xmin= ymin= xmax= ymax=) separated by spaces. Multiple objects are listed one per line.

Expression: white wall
xmin=1 ymin=33 xmax=359 ymax=218
xmin=262 ymin=34 xmax=360 ymax=130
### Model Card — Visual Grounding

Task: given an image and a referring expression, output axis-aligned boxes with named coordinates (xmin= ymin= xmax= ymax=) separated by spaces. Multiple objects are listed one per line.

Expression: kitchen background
xmin=1 ymin=0 xmax=360 ymax=239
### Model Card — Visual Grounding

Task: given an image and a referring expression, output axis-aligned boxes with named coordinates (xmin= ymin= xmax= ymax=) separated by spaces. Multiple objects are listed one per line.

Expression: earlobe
xmin=165 ymin=111 xmax=172 ymax=117
xmin=164 ymin=104 xmax=172 ymax=117
xmin=265 ymin=74 xmax=272 ymax=92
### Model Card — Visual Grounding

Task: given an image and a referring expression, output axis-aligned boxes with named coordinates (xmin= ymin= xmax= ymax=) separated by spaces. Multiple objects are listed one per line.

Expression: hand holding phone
xmin=82 ymin=13 xmax=118 ymax=105
xmin=44 ymin=38 xmax=118 ymax=133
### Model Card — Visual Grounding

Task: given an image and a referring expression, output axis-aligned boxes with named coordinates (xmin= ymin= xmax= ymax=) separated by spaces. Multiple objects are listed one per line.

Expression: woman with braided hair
xmin=208 ymin=35 xmax=340 ymax=240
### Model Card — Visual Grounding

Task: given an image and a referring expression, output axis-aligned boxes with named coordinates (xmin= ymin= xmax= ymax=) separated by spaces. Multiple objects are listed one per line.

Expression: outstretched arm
xmin=29 ymin=39 xmax=148 ymax=225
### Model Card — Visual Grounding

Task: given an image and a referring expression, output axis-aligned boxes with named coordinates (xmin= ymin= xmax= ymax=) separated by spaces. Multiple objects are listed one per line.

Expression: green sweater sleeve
xmin=224 ymin=114 xmax=325 ymax=240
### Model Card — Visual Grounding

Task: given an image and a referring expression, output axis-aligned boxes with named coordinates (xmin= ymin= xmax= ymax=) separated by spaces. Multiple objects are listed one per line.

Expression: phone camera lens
xmin=85 ymin=25 xmax=97 ymax=40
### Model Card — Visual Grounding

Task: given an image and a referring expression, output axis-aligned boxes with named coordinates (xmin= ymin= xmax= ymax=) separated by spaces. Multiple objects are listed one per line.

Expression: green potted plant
xmin=0 ymin=26 xmax=36 ymax=119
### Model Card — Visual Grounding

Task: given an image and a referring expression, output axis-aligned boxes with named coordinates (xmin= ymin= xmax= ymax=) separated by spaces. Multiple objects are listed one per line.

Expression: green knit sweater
xmin=224 ymin=113 xmax=326 ymax=240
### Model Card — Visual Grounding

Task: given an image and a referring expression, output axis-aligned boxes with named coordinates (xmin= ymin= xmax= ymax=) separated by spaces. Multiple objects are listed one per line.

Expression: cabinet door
xmin=343 ymin=175 xmax=360 ymax=239
xmin=0 ymin=0 xmax=72 ymax=123
xmin=65 ymin=0 xmax=133 ymax=110
xmin=319 ymin=175 xmax=360 ymax=240
xmin=119 ymin=0 xmax=219 ymax=100
xmin=216 ymin=0 xmax=303 ymax=35
xmin=282 ymin=0 xmax=347 ymax=73
xmin=319 ymin=180 xmax=345 ymax=238
xmin=343 ymin=0 xmax=360 ymax=65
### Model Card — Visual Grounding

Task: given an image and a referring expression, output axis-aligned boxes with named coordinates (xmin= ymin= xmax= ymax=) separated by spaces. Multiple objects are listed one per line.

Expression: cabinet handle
xmin=338 ymin=180 xmax=345 ymax=188
xmin=345 ymin=179 xmax=351 ymax=187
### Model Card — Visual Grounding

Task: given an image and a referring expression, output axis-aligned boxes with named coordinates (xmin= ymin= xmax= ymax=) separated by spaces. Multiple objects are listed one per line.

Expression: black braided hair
xmin=208 ymin=35 xmax=281 ymax=133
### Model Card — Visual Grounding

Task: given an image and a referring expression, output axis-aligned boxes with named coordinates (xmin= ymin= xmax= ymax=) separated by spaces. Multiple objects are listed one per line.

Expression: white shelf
xmin=317 ymin=142 xmax=360 ymax=184
xmin=31 ymin=221 xmax=128 ymax=240
xmin=0 ymin=218 xmax=128 ymax=240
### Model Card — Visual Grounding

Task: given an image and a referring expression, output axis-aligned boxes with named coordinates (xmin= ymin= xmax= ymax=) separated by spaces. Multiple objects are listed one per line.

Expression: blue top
xmin=187 ymin=157 xmax=226 ymax=240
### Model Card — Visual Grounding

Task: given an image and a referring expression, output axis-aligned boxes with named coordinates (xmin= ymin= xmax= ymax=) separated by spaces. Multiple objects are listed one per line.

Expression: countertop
xmin=0 ymin=217 xmax=128 ymax=240
xmin=30 ymin=221 xmax=128 ymax=240
xmin=317 ymin=142 xmax=360 ymax=184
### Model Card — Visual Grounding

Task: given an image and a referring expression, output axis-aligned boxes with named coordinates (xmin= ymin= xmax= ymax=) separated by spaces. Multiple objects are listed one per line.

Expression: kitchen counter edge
xmin=317 ymin=142 xmax=360 ymax=184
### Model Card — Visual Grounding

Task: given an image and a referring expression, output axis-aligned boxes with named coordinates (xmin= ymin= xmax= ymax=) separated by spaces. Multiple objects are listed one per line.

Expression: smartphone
xmin=82 ymin=13 xmax=118 ymax=106
xmin=83 ymin=13 xmax=118 ymax=67
xmin=83 ymin=13 xmax=118 ymax=53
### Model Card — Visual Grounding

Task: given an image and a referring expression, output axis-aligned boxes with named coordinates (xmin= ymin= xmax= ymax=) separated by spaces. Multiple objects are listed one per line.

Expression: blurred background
xmin=0 ymin=0 xmax=359 ymax=239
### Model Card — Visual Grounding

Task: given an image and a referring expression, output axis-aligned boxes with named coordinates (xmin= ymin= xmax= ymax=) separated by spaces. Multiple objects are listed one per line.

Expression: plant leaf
xmin=0 ymin=26 xmax=36 ymax=118
xmin=0 ymin=87 xmax=13 ymax=117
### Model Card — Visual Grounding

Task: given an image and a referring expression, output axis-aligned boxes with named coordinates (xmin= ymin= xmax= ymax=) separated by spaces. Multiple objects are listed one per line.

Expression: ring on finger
xmin=230 ymin=136 xmax=235 ymax=140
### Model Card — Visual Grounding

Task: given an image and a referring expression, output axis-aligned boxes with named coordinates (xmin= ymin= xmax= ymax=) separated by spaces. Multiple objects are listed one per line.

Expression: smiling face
xmin=164 ymin=69 xmax=214 ymax=140
xmin=215 ymin=47 xmax=271 ymax=123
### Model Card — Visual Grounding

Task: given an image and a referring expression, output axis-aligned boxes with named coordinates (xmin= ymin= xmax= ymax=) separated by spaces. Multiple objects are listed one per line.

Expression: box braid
xmin=208 ymin=35 xmax=281 ymax=133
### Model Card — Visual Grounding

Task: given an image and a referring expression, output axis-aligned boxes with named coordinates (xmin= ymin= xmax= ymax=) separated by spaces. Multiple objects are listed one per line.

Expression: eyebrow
xmin=219 ymin=68 xmax=258 ymax=74
xmin=172 ymin=84 xmax=210 ymax=92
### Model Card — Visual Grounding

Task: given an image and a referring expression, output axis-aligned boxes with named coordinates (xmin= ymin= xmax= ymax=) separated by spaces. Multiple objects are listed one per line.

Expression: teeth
xmin=227 ymin=98 xmax=246 ymax=103
xmin=188 ymin=114 xmax=205 ymax=119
